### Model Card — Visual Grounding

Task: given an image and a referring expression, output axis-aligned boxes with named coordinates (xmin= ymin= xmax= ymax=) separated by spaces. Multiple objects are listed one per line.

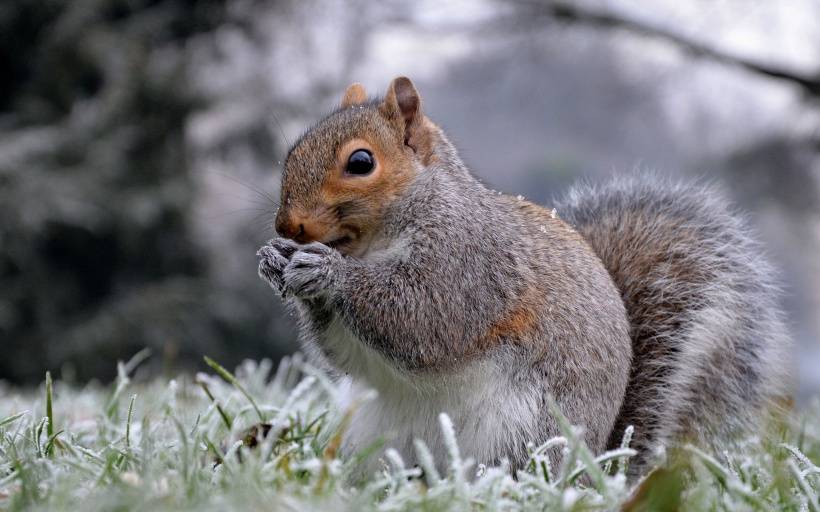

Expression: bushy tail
xmin=556 ymin=175 xmax=791 ymax=471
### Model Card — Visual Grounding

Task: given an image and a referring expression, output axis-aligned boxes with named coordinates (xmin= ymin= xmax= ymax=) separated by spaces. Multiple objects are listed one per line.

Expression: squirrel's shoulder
xmin=493 ymin=193 xmax=593 ymax=248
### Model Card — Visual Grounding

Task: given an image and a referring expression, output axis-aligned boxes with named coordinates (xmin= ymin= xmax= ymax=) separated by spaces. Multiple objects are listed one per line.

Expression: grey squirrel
xmin=257 ymin=76 xmax=791 ymax=477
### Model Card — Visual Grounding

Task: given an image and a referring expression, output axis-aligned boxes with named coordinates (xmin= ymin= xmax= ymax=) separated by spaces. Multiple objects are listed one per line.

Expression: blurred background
xmin=1 ymin=0 xmax=818 ymax=399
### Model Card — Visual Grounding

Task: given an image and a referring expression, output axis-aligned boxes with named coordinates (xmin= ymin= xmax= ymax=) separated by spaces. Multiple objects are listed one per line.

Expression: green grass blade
xmin=45 ymin=371 xmax=54 ymax=456
xmin=203 ymin=356 xmax=264 ymax=422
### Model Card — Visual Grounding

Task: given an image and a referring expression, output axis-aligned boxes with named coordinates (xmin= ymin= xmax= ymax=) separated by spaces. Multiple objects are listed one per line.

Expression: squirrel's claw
xmin=295 ymin=241 xmax=335 ymax=256
xmin=269 ymin=238 xmax=300 ymax=259
xmin=257 ymin=238 xmax=299 ymax=294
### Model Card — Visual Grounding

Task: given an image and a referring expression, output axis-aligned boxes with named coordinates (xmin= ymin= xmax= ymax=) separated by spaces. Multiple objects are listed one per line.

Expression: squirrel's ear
xmin=341 ymin=83 xmax=367 ymax=108
xmin=381 ymin=76 xmax=438 ymax=164
xmin=382 ymin=76 xmax=421 ymax=127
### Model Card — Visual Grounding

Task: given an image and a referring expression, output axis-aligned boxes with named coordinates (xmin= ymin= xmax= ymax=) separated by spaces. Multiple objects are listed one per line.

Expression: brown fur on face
xmin=276 ymin=77 xmax=439 ymax=256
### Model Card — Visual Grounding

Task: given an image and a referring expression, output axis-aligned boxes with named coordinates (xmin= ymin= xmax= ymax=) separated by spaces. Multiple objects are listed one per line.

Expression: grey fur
xmin=257 ymin=100 xmax=791 ymax=478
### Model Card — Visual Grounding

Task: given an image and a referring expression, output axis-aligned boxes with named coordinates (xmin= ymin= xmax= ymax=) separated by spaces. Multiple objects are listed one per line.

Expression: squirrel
xmin=257 ymin=76 xmax=792 ymax=478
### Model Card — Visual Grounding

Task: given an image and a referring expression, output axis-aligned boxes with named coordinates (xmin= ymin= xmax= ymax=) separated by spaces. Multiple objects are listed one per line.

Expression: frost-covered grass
xmin=0 ymin=352 xmax=818 ymax=511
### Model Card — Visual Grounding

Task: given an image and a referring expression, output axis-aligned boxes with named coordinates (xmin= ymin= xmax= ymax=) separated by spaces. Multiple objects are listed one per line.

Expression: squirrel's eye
xmin=346 ymin=149 xmax=374 ymax=175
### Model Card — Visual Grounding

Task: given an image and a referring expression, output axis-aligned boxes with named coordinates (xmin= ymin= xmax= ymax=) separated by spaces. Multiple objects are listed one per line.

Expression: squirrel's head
xmin=275 ymin=76 xmax=441 ymax=256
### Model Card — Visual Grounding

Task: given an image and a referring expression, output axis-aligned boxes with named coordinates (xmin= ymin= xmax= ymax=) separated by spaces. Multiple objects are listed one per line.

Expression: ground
xmin=0 ymin=352 xmax=818 ymax=511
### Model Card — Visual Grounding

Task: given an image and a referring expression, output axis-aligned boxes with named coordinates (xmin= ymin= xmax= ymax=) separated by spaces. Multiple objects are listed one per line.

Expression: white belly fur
xmin=321 ymin=315 xmax=541 ymax=474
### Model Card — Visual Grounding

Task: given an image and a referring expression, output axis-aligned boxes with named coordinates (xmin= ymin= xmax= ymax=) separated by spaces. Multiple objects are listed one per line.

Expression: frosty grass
xmin=0 ymin=351 xmax=818 ymax=511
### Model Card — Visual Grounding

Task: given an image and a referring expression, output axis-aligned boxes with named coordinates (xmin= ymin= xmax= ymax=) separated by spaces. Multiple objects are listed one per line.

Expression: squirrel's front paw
xmin=257 ymin=238 xmax=300 ymax=293
xmin=282 ymin=242 xmax=342 ymax=299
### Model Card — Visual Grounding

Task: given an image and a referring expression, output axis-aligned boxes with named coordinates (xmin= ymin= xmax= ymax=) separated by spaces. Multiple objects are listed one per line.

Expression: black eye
xmin=345 ymin=149 xmax=374 ymax=175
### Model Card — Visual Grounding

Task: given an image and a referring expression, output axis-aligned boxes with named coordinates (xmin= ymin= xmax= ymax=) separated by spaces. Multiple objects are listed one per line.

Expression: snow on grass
xmin=0 ymin=352 xmax=818 ymax=511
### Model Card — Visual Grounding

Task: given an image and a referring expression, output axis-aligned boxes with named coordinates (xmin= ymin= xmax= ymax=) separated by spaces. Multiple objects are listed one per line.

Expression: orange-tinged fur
xmin=483 ymin=286 xmax=544 ymax=343
xmin=480 ymin=202 xmax=556 ymax=345
xmin=319 ymin=138 xmax=415 ymax=206
xmin=481 ymin=200 xmax=597 ymax=347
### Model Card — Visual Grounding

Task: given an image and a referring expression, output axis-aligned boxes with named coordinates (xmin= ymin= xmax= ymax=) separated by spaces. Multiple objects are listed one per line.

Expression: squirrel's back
xmin=556 ymin=175 xmax=792 ymax=470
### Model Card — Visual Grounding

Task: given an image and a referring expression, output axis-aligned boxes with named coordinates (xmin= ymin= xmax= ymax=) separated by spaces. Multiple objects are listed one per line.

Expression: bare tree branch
xmin=523 ymin=0 xmax=820 ymax=97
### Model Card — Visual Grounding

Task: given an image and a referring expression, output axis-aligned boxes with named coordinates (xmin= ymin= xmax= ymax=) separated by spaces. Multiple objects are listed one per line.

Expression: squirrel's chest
xmin=318 ymin=314 xmax=407 ymax=389
xmin=320 ymin=316 xmax=542 ymax=471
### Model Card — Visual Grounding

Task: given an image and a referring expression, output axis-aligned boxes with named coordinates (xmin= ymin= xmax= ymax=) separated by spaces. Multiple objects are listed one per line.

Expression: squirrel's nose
xmin=275 ymin=214 xmax=304 ymax=241
xmin=276 ymin=210 xmax=322 ymax=243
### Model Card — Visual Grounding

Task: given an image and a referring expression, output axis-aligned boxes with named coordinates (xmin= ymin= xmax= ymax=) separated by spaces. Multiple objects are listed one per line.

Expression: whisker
xmin=204 ymin=170 xmax=279 ymax=207
xmin=270 ymin=110 xmax=292 ymax=149
xmin=198 ymin=207 xmax=275 ymax=221
xmin=246 ymin=217 xmax=277 ymax=240
xmin=223 ymin=194 xmax=277 ymax=208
